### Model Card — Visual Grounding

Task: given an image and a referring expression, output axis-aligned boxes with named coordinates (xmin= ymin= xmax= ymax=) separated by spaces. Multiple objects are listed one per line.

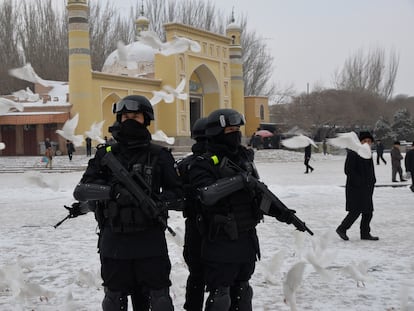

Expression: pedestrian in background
xmin=304 ymin=144 xmax=314 ymax=173
xmin=391 ymin=141 xmax=406 ymax=182
xmin=404 ymin=142 xmax=414 ymax=192
xmin=66 ymin=140 xmax=75 ymax=161
xmin=336 ymin=131 xmax=379 ymax=241
xmin=375 ymin=139 xmax=387 ymax=165
xmin=85 ymin=137 xmax=92 ymax=156
xmin=45 ymin=146 xmax=53 ymax=169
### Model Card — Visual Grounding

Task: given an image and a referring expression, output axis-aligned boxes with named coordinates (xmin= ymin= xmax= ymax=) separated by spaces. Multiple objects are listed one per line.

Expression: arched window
xmin=260 ymin=105 xmax=265 ymax=120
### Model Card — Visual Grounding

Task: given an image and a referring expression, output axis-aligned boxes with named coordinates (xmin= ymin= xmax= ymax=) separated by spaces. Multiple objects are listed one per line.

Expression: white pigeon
xmin=342 ymin=260 xmax=371 ymax=287
xmin=76 ymin=268 xmax=102 ymax=288
xmin=283 ymin=261 xmax=306 ymax=311
xmin=152 ymin=130 xmax=175 ymax=145
xmin=55 ymin=113 xmax=84 ymax=147
xmin=116 ymin=40 xmax=128 ymax=67
xmin=327 ymin=131 xmax=372 ymax=159
xmin=138 ymin=31 xmax=201 ymax=56
xmin=293 ymin=231 xmax=306 ymax=258
xmin=23 ymin=171 xmax=59 ymax=191
xmin=85 ymin=120 xmax=106 ymax=144
xmin=163 ymin=78 xmax=188 ymax=101
xmin=160 ymin=36 xmax=202 ymax=56
xmin=0 ymin=142 xmax=5 ymax=150
xmin=149 ymin=90 xmax=175 ymax=106
xmin=281 ymin=134 xmax=317 ymax=149
xmin=0 ymin=97 xmax=24 ymax=115
xmin=62 ymin=289 xmax=83 ymax=311
xmin=8 ymin=63 xmax=51 ymax=87
xmin=12 ymin=87 xmax=40 ymax=102
xmin=262 ymin=249 xmax=286 ymax=284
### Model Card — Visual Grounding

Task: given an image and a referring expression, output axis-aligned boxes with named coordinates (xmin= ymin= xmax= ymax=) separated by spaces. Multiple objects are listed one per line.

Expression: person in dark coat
xmin=375 ymin=139 xmax=387 ymax=165
xmin=66 ymin=140 xmax=75 ymax=161
xmin=404 ymin=142 xmax=414 ymax=192
xmin=176 ymin=117 xmax=208 ymax=311
xmin=85 ymin=137 xmax=92 ymax=156
xmin=304 ymin=144 xmax=314 ymax=173
xmin=391 ymin=141 xmax=406 ymax=182
xmin=336 ymin=131 xmax=379 ymax=241
xmin=73 ymin=95 xmax=182 ymax=311
xmin=188 ymin=108 xmax=296 ymax=310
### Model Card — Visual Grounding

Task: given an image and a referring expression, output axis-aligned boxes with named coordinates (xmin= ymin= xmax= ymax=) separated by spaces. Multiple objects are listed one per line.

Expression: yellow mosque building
xmin=0 ymin=0 xmax=271 ymax=156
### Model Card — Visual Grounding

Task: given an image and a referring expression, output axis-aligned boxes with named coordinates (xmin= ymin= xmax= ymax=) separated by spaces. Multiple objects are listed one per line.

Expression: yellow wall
xmin=244 ymin=96 xmax=269 ymax=136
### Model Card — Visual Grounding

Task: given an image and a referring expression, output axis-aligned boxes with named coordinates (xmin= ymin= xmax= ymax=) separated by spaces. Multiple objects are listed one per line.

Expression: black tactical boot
xmin=361 ymin=234 xmax=379 ymax=241
xmin=336 ymin=227 xmax=349 ymax=241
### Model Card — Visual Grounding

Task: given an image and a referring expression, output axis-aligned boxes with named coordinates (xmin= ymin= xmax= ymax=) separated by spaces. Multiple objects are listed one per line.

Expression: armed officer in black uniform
xmin=188 ymin=109 xmax=295 ymax=311
xmin=177 ymin=117 xmax=208 ymax=310
xmin=73 ymin=95 xmax=182 ymax=311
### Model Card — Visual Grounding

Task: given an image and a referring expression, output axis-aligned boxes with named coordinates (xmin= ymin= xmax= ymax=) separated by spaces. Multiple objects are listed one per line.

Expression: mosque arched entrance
xmin=189 ymin=64 xmax=219 ymax=130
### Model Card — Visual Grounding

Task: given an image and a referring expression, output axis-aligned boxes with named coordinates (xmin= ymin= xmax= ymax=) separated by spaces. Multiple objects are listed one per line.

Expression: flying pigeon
xmin=262 ymin=249 xmax=286 ymax=284
xmin=56 ymin=113 xmax=84 ymax=147
xmin=138 ymin=31 xmax=201 ymax=56
xmin=23 ymin=171 xmax=59 ymax=191
xmin=281 ymin=134 xmax=317 ymax=149
xmin=152 ymin=130 xmax=175 ymax=145
xmin=160 ymin=36 xmax=202 ymax=55
xmin=116 ymin=40 xmax=128 ymax=67
xmin=84 ymin=120 xmax=106 ymax=144
xmin=0 ymin=142 xmax=5 ymax=150
xmin=283 ymin=261 xmax=306 ymax=311
xmin=341 ymin=260 xmax=371 ymax=287
xmin=149 ymin=90 xmax=174 ymax=106
xmin=163 ymin=78 xmax=188 ymax=101
xmin=12 ymin=87 xmax=40 ymax=102
xmin=0 ymin=97 xmax=24 ymax=115
xmin=8 ymin=63 xmax=51 ymax=87
xmin=327 ymin=132 xmax=372 ymax=159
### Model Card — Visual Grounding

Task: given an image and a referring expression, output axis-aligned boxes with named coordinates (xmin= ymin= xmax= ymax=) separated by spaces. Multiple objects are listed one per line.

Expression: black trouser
xmin=304 ymin=158 xmax=313 ymax=173
xmin=183 ymin=218 xmax=205 ymax=311
xmin=376 ymin=153 xmax=386 ymax=165
xmin=338 ymin=210 xmax=373 ymax=237
xmin=101 ymin=255 xmax=172 ymax=310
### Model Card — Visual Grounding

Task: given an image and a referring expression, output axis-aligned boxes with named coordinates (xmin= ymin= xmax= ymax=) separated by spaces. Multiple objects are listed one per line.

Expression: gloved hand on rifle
xmin=111 ymin=183 xmax=135 ymax=207
xmin=268 ymin=204 xmax=296 ymax=224
xmin=65 ymin=202 xmax=89 ymax=218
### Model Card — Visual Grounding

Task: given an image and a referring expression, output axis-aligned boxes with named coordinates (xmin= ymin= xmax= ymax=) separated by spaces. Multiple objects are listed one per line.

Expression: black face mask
xmin=117 ymin=119 xmax=151 ymax=145
xmin=215 ymin=131 xmax=241 ymax=150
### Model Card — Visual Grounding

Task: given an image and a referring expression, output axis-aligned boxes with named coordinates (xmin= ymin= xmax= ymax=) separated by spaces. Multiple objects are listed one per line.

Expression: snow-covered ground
xmin=0 ymin=150 xmax=413 ymax=311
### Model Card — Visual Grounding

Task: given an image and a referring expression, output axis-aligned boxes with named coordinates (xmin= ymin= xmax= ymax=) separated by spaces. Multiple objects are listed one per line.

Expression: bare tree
xmin=333 ymin=47 xmax=399 ymax=100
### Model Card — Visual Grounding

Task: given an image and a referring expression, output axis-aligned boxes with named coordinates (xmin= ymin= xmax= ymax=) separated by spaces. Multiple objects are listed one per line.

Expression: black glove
xmin=111 ymin=183 xmax=135 ymax=206
xmin=64 ymin=202 xmax=89 ymax=218
xmin=273 ymin=207 xmax=296 ymax=224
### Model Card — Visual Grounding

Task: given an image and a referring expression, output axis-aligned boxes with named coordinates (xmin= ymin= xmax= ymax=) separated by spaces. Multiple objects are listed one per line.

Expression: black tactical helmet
xmin=205 ymin=108 xmax=245 ymax=136
xmin=113 ymin=95 xmax=154 ymax=125
xmin=191 ymin=117 xmax=208 ymax=140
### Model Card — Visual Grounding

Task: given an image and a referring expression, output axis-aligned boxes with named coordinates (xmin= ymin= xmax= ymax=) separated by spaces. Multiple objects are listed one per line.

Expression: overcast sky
xmin=106 ymin=0 xmax=414 ymax=96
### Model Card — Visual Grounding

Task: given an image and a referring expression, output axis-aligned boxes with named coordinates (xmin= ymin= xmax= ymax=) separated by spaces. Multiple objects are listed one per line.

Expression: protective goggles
xmin=113 ymin=99 xmax=144 ymax=113
xmin=219 ymin=113 xmax=246 ymax=127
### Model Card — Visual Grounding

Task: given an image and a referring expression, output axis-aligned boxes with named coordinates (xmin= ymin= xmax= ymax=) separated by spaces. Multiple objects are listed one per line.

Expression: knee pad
xmin=230 ymin=282 xmax=253 ymax=311
xmin=149 ymin=288 xmax=174 ymax=311
xmin=205 ymin=287 xmax=231 ymax=311
xmin=102 ymin=288 xmax=128 ymax=311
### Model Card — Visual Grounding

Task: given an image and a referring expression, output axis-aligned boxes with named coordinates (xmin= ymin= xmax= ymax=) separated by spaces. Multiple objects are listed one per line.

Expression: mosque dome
xmin=102 ymin=41 xmax=155 ymax=77
xmin=226 ymin=21 xmax=241 ymax=31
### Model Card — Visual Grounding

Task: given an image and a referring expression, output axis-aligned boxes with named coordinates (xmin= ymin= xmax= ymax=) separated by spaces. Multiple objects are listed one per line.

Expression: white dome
xmin=226 ymin=22 xmax=241 ymax=31
xmin=102 ymin=41 xmax=155 ymax=77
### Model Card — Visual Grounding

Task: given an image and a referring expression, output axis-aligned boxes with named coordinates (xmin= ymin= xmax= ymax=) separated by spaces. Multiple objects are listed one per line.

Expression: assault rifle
xmin=198 ymin=157 xmax=313 ymax=236
xmin=53 ymin=201 xmax=90 ymax=228
xmin=101 ymin=150 xmax=176 ymax=236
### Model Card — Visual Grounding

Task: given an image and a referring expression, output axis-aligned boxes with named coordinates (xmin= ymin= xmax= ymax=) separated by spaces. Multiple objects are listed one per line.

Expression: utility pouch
xmin=209 ymin=213 xmax=238 ymax=241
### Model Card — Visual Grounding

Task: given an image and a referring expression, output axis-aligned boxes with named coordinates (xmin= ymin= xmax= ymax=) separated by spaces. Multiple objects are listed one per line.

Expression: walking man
xmin=375 ymin=139 xmax=387 ymax=165
xmin=391 ymin=141 xmax=406 ymax=182
xmin=405 ymin=142 xmax=414 ymax=192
